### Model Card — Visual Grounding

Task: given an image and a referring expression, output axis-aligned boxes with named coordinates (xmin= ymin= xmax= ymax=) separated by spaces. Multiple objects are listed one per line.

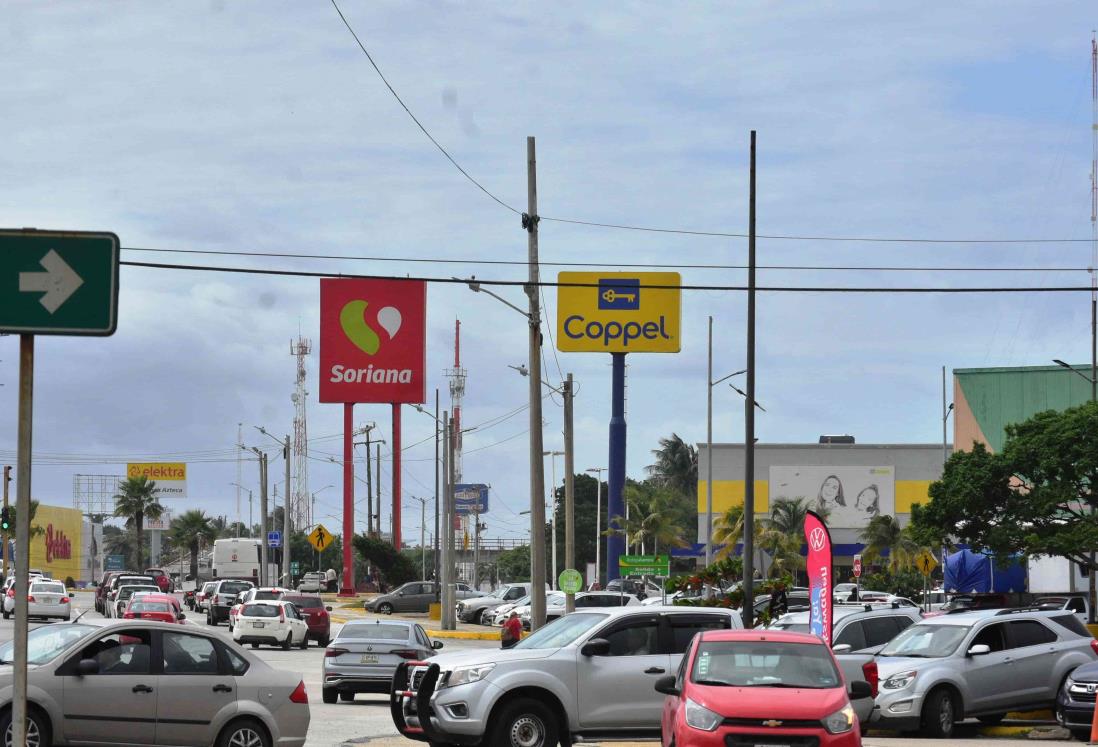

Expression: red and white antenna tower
xmin=447 ymin=320 xmax=467 ymax=484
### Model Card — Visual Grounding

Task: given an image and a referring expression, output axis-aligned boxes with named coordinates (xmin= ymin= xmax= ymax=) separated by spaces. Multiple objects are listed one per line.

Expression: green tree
xmin=113 ymin=476 xmax=164 ymax=569
xmin=647 ymin=434 xmax=698 ymax=499
xmin=103 ymin=525 xmax=135 ymax=564
xmin=168 ymin=510 xmax=217 ymax=583
xmin=353 ymin=534 xmax=418 ymax=588
xmin=496 ymin=545 xmax=531 ymax=582
xmin=711 ymin=504 xmax=745 ymax=560
xmin=859 ymin=514 xmax=919 ymax=572
xmin=756 ymin=498 xmax=829 ymax=581
xmin=8 ymin=499 xmax=45 ymax=540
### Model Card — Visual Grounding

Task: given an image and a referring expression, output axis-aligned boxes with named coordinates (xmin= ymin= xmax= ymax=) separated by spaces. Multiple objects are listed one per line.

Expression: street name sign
xmin=0 ymin=229 xmax=119 ymax=335
xmin=619 ymin=554 xmax=671 ymax=576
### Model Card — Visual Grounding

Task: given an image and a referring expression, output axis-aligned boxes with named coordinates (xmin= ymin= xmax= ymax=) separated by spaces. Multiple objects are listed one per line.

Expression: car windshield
xmin=880 ymin=624 xmax=968 ymax=658
xmin=691 ymin=640 xmax=841 ymax=688
xmin=221 ymin=582 xmax=253 ymax=594
xmin=242 ymin=604 xmax=282 ymax=618
xmin=513 ymin=613 xmax=608 ymax=650
xmin=545 ymin=592 xmax=566 ymax=607
xmin=120 ymin=586 xmax=159 ymax=599
xmin=509 ymin=596 xmax=531 ymax=608
xmin=284 ymin=596 xmax=322 ymax=609
xmin=341 ymin=623 xmax=409 ymax=640
xmin=130 ymin=602 xmax=171 ymax=613
xmin=202 ymin=583 xmax=217 ymax=593
xmin=0 ymin=624 xmax=96 ymax=665
xmin=31 ymin=583 xmax=65 ymax=594
xmin=254 ymin=591 xmax=283 ymax=601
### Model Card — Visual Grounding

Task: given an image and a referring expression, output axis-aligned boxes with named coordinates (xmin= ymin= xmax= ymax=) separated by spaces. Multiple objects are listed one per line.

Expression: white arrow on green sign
xmin=1 ymin=229 xmax=119 ymax=335
xmin=618 ymin=554 xmax=670 ymax=576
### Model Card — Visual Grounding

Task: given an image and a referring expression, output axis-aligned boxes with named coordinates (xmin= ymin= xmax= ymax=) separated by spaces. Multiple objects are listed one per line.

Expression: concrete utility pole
xmin=248 ymin=448 xmax=270 ymax=587
xmin=13 ymin=335 xmax=33 ymax=747
xmin=524 ymin=135 xmax=548 ymax=630
xmin=564 ymin=373 xmax=576 ymax=613
xmin=441 ymin=412 xmax=455 ymax=629
xmin=545 ymin=450 xmax=563 ymax=588
xmin=2 ymin=465 xmax=9 ymax=579
xmin=743 ymin=130 xmax=758 ymax=629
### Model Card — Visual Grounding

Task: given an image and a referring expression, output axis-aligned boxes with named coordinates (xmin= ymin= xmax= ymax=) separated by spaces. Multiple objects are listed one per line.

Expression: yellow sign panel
xmin=915 ymin=549 xmax=938 ymax=576
xmin=29 ymin=503 xmax=83 ymax=582
xmin=127 ymin=463 xmax=187 ymax=498
xmin=308 ymin=524 xmax=334 ymax=552
xmin=556 ymin=272 xmax=682 ymax=353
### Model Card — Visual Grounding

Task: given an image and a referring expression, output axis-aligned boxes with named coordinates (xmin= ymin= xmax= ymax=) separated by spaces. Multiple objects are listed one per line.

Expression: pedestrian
xmin=501 ymin=611 xmax=522 ymax=649
xmin=325 ymin=567 xmax=337 ymax=593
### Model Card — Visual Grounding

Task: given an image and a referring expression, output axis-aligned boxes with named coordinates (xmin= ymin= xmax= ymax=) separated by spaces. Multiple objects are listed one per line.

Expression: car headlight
xmin=684 ymin=697 xmax=722 ymax=731
xmin=823 ymin=704 xmax=856 ymax=734
xmin=882 ymin=670 xmax=917 ymax=690
xmin=457 ymin=603 xmax=465 ymax=613
xmin=443 ymin=663 xmax=495 ymax=689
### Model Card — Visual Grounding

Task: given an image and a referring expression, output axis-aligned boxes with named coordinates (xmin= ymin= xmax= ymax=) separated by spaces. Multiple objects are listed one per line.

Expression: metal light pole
xmin=586 ymin=467 xmax=605 ymax=589
xmin=706 ymin=316 xmax=746 ymax=568
xmin=544 ymin=450 xmax=564 ymax=588
xmin=743 ymin=129 xmax=757 ymax=629
xmin=563 ymin=374 xmax=576 ymax=613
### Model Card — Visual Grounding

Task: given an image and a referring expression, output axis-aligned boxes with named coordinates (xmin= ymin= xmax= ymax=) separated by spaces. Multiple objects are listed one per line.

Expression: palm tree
xmin=169 ymin=510 xmax=217 ymax=582
xmin=756 ymin=498 xmax=830 ymax=581
xmin=8 ymin=499 xmax=46 ymax=539
xmin=646 ymin=434 xmax=698 ymax=499
xmin=632 ymin=499 xmax=687 ymax=557
xmin=710 ymin=504 xmax=745 ymax=560
xmin=113 ymin=476 xmax=164 ymax=569
xmin=860 ymin=515 xmax=919 ymax=572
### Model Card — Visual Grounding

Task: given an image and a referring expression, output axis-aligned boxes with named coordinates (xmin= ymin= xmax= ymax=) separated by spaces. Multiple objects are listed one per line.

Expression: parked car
xmin=112 ymin=585 xmax=162 ymax=618
xmin=1057 ymin=656 xmax=1098 ymax=740
xmin=457 ymin=582 xmax=543 ymax=624
xmin=123 ymin=593 xmax=185 ymax=623
xmin=195 ymin=580 xmax=218 ymax=613
xmin=491 ymin=595 xmax=532 ymax=626
xmin=0 ymin=619 xmax=309 ymax=747
xmin=771 ymin=603 xmax=923 ymax=652
xmin=364 ymin=581 xmax=477 ymax=614
xmin=297 ymin=572 xmax=325 ymax=593
xmin=605 ymin=577 xmax=663 ymax=599
xmin=873 ymin=608 xmax=1098 ymax=737
xmin=233 ymin=600 xmax=311 ymax=650
xmin=657 ymin=628 xmax=867 ymax=746
xmin=206 ymin=578 xmax=256 ymax=625
xmin=1036 ymin=595 xmax=1089 ymax=622
xmin=323 ymin=619 xmax=442 ymax=703
xmin=230 ymin=587 xmax=290 ymax=630
xmin=539 ymin=591 xmax=640 ymax=624
xmin=513 ymin=591 xmax=567 ymax=629
xmin=143 ymin=567 xmax=175 ymax=593
xmin=282 ymin=593 xmax=333 ymax=646
xmin=393 ymin=606 xmax=744 ymax=745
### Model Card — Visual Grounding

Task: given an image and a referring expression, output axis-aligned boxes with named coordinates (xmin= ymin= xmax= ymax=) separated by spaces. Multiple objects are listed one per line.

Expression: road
xmin=0 ymin=591 xmax=498 ymax=747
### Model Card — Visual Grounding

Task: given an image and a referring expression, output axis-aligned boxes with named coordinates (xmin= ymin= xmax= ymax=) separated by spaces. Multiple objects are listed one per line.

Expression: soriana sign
xmin=319 ymin=278 xmax=427 ymax=404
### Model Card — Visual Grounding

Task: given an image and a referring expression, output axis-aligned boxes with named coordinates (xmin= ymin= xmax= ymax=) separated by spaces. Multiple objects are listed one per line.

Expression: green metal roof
xmin=956 ymin=364 xmax=1094 ymax=452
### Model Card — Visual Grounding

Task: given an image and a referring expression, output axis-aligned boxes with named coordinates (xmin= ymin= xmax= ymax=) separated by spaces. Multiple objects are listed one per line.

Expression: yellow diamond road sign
xmin=556 ymin=272 xmax=681 ymax=353
xmin=915 ymin=550 xmax=938 ymax=576
xmin=308 ymin=523 xmax=334 ymax=552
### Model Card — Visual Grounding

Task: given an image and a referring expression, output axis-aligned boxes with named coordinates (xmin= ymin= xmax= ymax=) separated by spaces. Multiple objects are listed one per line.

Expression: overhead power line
xmin=327 ymin=0 xmax=1091 ymax=247
xmin=119 ymin=258 xmax=1098 ymax=293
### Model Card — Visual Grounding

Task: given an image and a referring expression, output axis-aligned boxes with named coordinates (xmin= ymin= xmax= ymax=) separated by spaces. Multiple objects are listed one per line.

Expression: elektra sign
xmin=556 ymin=272 xmax=681 ymax=354
xmin=319 ymin=279 xmax=427 ymax=404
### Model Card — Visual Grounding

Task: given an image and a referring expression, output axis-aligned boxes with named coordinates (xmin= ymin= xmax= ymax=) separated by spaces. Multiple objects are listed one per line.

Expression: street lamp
xmin=705 ymin=316 xmax=747 ymax=567
xmin=942 ymin=402 xmax=954 ymax=466
xmin=586 ymin=467 xmax=606 ymax=588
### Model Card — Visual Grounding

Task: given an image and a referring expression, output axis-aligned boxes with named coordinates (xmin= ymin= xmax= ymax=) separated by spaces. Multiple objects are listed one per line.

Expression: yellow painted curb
xmin=427 ymin=629 xmax=503 ymax=641
xmin=1006 ymin=709 xmax=1052 ymax=720
xmin=979 ymin=725 xmax=1034 ymax=736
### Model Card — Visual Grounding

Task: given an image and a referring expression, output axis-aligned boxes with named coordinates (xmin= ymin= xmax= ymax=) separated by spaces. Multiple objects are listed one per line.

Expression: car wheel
xmin=977 ymin=714 xmax=1005 ymax=725
xmin=216 ymin=718 xmax=271 ymax=747
xmin=322 ymin=688 xmax=337 ymax=704
xmin=379 ymin=602 xmax=394 ymax=615
xmin=490 ymin=697 xmax=558 ymax=747
xmin=920 ymin=688 xmax=957 ymax=739
xmin=282 ymin=633 xmax=292 ymax=651
xmin=477 ymin=609 xmax=491 ymax=625
xmin=339 ymin=692 xmax=354 ymax=702
xmin=298 ymin=633 xmax=308 ymax=650
xmin=1 ymin=705 xmax=51 ymax=747
xmin=2 ymin=611 xmax=8 ymax=621
xmin=318 ymin=637 xmax=331 ymax=647
xmin=1071 ymin=728 xmax=1091 ymax=741
xmin=206 ymin=613 xmax=215 ymax=626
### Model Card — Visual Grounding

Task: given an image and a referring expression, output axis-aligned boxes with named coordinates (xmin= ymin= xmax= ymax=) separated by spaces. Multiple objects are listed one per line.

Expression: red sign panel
xmin=319 ymin=279 xmax=427 ymax=404
xmin=853 ymin=554 xmax=862 ymax=579
xmin=804 ymin=510 xmax=833 ymax=645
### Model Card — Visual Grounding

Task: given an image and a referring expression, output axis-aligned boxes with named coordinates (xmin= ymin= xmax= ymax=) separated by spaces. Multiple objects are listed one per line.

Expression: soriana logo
xmin=319 ymin=278 xmax=427 ymax=404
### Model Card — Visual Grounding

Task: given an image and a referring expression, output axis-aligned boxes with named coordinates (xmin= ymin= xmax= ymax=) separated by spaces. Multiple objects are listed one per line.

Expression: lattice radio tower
xmin=291 ymin=336 xmax=312 ymax=527
xmin=447 ymin=319 xmax=467 ymax=484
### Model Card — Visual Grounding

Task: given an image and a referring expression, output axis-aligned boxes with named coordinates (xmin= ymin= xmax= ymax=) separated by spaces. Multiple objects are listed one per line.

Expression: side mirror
xmin=580 ymin=638 xmax=611 ymax=657
xmin=432 ymin=640 xmax=444 ymax=650
xmin=77 ymin=658 xmax=100 ymax=676
xmin=967 ymin=644 xmax=991 ymax=657
xmin=176 ymin=612 xmax=186 ymax=621
xmin=832 ymin=644 xmax=852 ymax=653
xmin=397 ymin=591 xmax=406 ymax=597
xmin=849 ymin=680 xmax=872 ymax=700
xmin=325 ymin=606 xmax=333 ymax=612
xmin=654 ymin=675 xmax=680 ymax=696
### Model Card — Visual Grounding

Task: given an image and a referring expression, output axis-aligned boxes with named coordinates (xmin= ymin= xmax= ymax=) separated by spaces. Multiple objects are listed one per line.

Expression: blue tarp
xmin=944 ymin=549 xmax=1026 ymax=593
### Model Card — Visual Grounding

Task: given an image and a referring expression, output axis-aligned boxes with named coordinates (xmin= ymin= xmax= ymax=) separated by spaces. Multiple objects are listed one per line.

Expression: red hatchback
xmin=144 ymin=567 xmax=174 ymax=593
xmin=123 ymin=592 xmax=185 ymax=623
xmin=282 ymin=594 xmax=332 ymax=646
xmin=658 ymin=629 xmax=868 ymax=747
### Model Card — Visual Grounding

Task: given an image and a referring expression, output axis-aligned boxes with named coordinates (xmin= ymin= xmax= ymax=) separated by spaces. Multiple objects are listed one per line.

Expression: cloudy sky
xmin=1 ymin=1 xmax=1096 ymax=544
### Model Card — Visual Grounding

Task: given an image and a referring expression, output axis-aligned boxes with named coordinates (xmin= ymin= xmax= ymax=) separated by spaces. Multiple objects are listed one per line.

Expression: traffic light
xmin=1 ymin=507 xmax=10 ymax=532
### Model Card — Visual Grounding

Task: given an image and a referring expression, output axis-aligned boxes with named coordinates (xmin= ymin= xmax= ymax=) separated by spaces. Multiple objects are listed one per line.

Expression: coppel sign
xmin=555 ymin=272 xmax=681 ymax=353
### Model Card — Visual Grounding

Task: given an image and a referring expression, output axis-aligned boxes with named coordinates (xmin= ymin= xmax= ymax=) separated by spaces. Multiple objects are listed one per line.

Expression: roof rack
xmin=993 ymin=606 xmax=1054 ymax=616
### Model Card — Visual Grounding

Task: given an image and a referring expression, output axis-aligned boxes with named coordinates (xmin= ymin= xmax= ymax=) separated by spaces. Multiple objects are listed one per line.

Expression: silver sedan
xmin=322 ymin=618 xmax=442 ymax=703
xmin=0 ymin=618 xmax=310 ymax=747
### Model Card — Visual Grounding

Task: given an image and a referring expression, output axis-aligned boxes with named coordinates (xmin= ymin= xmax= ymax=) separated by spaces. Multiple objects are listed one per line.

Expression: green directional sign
xmin=619 ymin=554 xmax=670 ymax=576
xmin=0 ymin=229 xmax=119 ymax=335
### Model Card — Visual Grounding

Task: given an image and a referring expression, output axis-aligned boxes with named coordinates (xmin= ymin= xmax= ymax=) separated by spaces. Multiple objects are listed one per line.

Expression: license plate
xmin=253 ymin=621 xmax=265 ymax=628
xmin=40 ymin=597 xmax=57 ymax=604
xmin=361 ymin=654 xmax=379 ymax=664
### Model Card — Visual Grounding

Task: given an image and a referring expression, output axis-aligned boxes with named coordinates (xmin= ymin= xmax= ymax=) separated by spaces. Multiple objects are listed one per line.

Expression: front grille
xmin=725 ymin=736 xmax=819 ymax=747
xmin=1070 ymin=684 xmax=1098 ymax=703
xmin=412 ymin=669 xmax=426 ymax=690
xmin=723 ymin=718 xmax=822 ymax=729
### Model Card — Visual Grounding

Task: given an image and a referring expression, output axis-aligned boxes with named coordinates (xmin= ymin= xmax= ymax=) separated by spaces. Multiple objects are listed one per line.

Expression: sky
xmin=1 ymin=1 xmax=1096 ymax=545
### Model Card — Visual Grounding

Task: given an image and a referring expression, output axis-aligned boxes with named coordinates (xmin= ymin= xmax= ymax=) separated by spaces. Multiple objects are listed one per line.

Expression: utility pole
xmin=545 ymin=450 xmax=563 ymax=588
xmin=2 ymin=465 xmax=9 ymax=579
xmin=434 ymin=389 xmax=440 ymax=596
xmin=284 ymin=435 xmax=291 ymax=587
xmin=586 ymin=467 xmax=605 ymax=589
xmin=364 ymin=430 xmax=374 ymax=535
xmin=706 ymin=316 xmax=714 ymax=567
xmin=249 ymin=447 xmax=270 ymax=587
xmin=376 ymin=444 xmax=382 ymax=535
xmin=441 ymin=413 xmax=455 ymax=629
xmin=564 ymin=373 xmax=576 ymax=613
xmin=13 ymin=335 xmax=33 ymax=747
xmin=743 ymin=130 xmax=757 ymax=629
xmin=473 ymin=507 xmax=482 ymax=590
xmin=524 ymin=135 xmax=547 ymax=630
xmin=1089 ymin=32 xmax=1097 ymax=624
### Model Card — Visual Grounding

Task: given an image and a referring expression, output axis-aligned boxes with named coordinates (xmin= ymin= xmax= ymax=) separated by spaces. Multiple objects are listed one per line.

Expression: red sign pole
xmin=392 ymin=403 xmax=402 ymax=549
xmin=339 ymin=402 xmax=356 ymax=597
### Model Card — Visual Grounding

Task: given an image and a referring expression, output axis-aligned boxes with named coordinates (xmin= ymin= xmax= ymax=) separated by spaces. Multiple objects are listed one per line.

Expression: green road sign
xmin=619 ymin=554 xmax=670 ymax=576
xmin=291 ymin=561 xmax=301 ymax=574
xmin=559 ymin=568 xmax=582 ymax=594
xmin=0 ymin=229 xmax=119 ymax=335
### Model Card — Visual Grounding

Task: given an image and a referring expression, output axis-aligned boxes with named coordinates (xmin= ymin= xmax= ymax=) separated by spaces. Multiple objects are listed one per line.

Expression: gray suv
xmin=770 ymin=602 xmax=923 ymax=652
xmin=392 ymin=606 xmax=742 ymax=745
xmin=873 ymin=608 xmax=1097 ymax=738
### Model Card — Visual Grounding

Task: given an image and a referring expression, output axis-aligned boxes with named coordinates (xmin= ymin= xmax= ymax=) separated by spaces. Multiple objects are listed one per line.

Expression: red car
xmin=658 ymin=629 xmax=869 ymax=747
xmin=122 ymin=592 xmax=185 ymax=623
xmin=282 ymin=593 xmax=333 ymax=646
xmin=144 ymin=567 xmax=174 ymax=593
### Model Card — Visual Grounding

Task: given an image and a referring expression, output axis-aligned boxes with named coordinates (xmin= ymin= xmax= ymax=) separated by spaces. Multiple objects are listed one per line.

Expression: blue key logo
xmin=598 ymin=278 xmax=640 ymax=310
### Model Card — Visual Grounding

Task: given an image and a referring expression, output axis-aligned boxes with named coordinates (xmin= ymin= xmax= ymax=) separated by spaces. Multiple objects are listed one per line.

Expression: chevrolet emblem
xmin=762 ymin=720 xmax=783 ymax=727
xmin=1089 ymin=684 xmax=1097 ymax=694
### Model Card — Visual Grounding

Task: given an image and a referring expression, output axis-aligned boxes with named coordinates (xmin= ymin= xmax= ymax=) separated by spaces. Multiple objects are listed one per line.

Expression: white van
xmin=212 ymin=538 xmax=277 ymax=584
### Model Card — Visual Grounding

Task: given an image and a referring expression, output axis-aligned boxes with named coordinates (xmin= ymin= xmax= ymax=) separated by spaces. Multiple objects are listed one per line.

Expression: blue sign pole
xmin=606 ymin=352 xmax=627 ymax=582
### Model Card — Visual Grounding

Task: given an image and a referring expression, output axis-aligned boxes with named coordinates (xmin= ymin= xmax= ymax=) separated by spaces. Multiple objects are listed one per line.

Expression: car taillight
xmin=862 ymin=660 xmax=879 ymax=699
xmin=26 ymin=596 xmax=34 ymax=603
xmin=391 ymin=649 xmax=419 ymax=659
xmin=279 ymin=607 xmax=286 ymax=622
xmin=289 ymin=680 xmax=308 ymax=704
xmin=60 ymin=597 xmax=69 ymax=604
xmin=5 ymin=589 xmax=13 ymax=598
xmin=324 ymin=648 xmax=348 ymax=658
xmin=123 ymin=612 xmax=134 ymax=619
xmin=1091 ymin=639 xmax=1098 ymax=657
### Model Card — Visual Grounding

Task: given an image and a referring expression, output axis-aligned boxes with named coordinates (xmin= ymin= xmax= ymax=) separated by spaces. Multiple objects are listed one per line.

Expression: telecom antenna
xmin=291 ymin=336 xmax=312 ymax=527
xmin=447 ymin=319 xmax=467 ymax=484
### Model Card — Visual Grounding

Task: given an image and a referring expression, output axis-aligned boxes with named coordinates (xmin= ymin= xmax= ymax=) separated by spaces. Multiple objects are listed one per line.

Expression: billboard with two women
xmin=769 ymin=465 xmax=895 ymax=529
